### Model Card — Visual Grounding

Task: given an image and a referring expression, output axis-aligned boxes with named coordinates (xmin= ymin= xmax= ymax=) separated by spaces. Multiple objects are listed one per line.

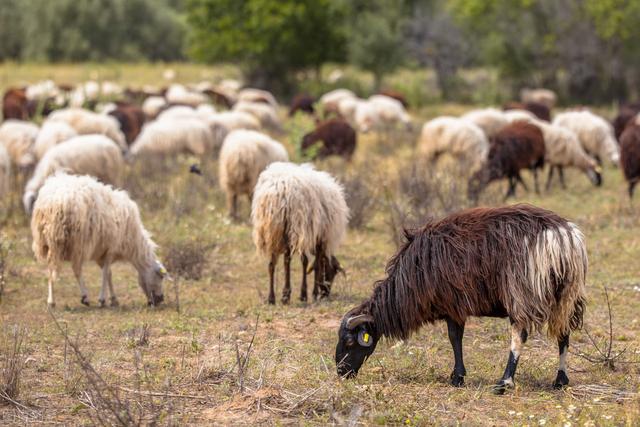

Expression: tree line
xmin=2 ymin=0 xmax=639 ymax=103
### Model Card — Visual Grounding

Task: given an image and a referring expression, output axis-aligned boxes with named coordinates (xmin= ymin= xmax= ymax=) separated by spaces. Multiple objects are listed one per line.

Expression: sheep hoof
xmin=281 ymin=295 xmax=290 ymax=305
xmin=98 ymin=299 xmax=106 ymax=308
xmin=267 ymin=297 xmax=275 ymax=305
xmin=47 ymin=302 xmax=56 ymax=309
xmin=449 ymin=372 xmax=465 ymax=387
xmin=110 ymin=297 xmax=119 ymax=307
xmin=492 ymin=381 xmax=511 ymax=395
xmin=80 ymin=296 xmax=90 ymax=306
xmin=553 ymin=370 xmax=569 ymax=389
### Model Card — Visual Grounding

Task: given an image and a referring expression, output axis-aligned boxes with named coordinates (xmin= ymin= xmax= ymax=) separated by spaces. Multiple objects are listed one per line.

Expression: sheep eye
xmin=345 ymin=337 xmax=355 ymax=347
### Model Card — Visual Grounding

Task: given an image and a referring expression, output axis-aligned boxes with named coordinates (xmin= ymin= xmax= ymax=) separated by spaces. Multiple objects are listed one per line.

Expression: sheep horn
xmin=346 ymin=314 xmax=374 ymax=329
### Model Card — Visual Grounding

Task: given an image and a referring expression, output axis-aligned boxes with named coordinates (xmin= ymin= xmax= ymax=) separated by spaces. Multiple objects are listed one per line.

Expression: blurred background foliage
xmin=1 ymin=0 xmax=640 ymax=103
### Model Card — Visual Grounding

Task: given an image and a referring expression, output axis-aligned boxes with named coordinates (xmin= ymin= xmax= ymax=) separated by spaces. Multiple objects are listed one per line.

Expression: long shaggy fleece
xmin=537 ymin=122 xmax=598 ymax=171
xmin=47 ymin=108 xmax=127 ymax=151
xmin=34 ymin=121 xmax=78 ymax=160
xmin=252 ymin=162 xmax=349 ymax=258
xmin=352 ymin=204 xmax=586 ymax=341
xmin=462 ymin=108 xmax=509 ymax=139
xmin=24 ymin=135 xmax=124 ymax=214
xmin=0 ymin=145 xmax=10 ymax=198
xmin=0 ymin=119 xmax=39 ymax=168
xmin=130 ymin=118 xmax=214 ymax=157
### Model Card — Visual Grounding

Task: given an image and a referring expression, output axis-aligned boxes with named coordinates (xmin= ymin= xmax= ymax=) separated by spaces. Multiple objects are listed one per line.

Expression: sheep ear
xmin=346 ymin=314 xmax=374 ymax=330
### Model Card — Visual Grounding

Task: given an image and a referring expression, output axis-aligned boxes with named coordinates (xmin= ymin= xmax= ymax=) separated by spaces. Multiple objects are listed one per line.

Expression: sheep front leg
xmin=545 ymin=166 xmax=555 ymax=191
xmin=532 ymin=168 xmax=540 ymax=194
xmin=72 ymin=262 xmax=90 ymax=306
xmin=446 ymin=318 xmax=466 ymax=387
xmin=493 ymin=323 xmax=528 ymax=395
xmin=281 ymin=246 xmax=291 ymax=304
xmin=313 ymin=246 xmax=325 ymax=301
xmin=558 ymin=166 xmax=566 ymax=189
xmin=553 ymin=334 xmax=570 ymax=389
xmin=47 ymin=267 xmax=58 ymax=308
xmin=300 ymin=253 xmax=308 ymax=302
xmin=227 ymin=193 xmax=237 ymax=220
xmin=268 ymin=253 xmax=277 ymax=305
xmin=100 ymin=262 xmax=118 ymax=307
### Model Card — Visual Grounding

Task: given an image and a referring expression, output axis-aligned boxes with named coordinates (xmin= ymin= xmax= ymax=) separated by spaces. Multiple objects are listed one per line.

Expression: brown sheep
xmin=301 ymin=118 xmax=356 ymax=161
xmin=289 ymin=94 xmax=315 ymax=117
xmin=613 ymin=102 xmax=640 ymax=142
xmin=378 ymin=89 xmax=408 ymax=108
xmin=619 ymin=123 xmax=640 ymax=198
xmin=469 ymin=121 xmax=545 ymax=200
xmin=504 ymin=101 xmax=551 ymax=122
xmin=203 ymin=88 xmax=234 ymax=109
xmin=2 ymin=88 xmax=29 ymax=121
xmin=108 ymin=102 xmax=146 ymax=145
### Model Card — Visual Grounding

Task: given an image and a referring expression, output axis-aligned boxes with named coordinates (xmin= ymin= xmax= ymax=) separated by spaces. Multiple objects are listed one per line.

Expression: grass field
xmin=1 ymin=64 xmax=639 ymax=425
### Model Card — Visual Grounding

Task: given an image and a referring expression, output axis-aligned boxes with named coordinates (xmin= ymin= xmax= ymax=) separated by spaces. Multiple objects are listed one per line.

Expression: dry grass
xmin=0 ymin=63 xmax=639 ymax=425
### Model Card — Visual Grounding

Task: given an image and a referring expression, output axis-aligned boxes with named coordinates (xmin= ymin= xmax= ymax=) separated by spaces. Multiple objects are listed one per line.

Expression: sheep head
xmin=335 ymin=311 xmax=377 ymax=378
xmin=585 ymin=164 xmax=603 ymax=187
xmin=139 ymin=260 xmax=166 ymax=306
xmin=308 ymin=255 xmax=344 ymax=298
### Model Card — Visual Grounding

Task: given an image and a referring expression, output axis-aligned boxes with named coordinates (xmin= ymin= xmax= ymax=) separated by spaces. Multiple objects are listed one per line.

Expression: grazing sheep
xmin=468 ymin=121 xmax=545 ymax=200
xmin=23 ymin=135 xmax=124 ymax=215
xmin=208 ymin=111 xmax=261 ymax=150
xmin=418 ymin=117 xmax=489 ymax=173
xmin=252 ymin=162 xmax=349 ymax=304
xmin=367 ymin=95 xmax=412 ymax=130
xmin=108 ymin=102 xmax=146 ymax=145
xmin=233 ymin=101 xmax=281 ymax=131
xmin=613 ymin=102 xmax=640 ymax=141
xmin=47 ymin=108 xmax=127 ymax=152
xmin=619 ymin=123 xmax=640 ymax=198
xmin=377 ymin=89 xmax=408 ymax=108
xmin=504 ymin=101 xmax=551 ymax=122
xmin=319 ymin=89 xmax=356 ymax=117
xmin=34 ymin=121 xmax=78 ymax=160
xmin=301 ymin=118 xmax=356 ymax=161
xmin=237 ymin=88 xmax=278 ymax=109
xmin=202 ymin=88 xmax=234 ymax=109
xmin=219 ymin=130 xmax=289 ymax=219
xmin=31 ymin=173 xmax=166 ymax=308
xmin=335 ymin=204 xmax=586 ymax=394
xmin=0 ymin=145 xmax=10 ymax=199
xmin=536 ymin=122 xmax=602 ymax=189
xmin=0 ymin=120 xmax=39 ymax=169
xmin=289 ymin=94 xmax=315 ymax=117
xmin=129 ymin=118 xmax=214 ymax=158
xmin=337 ymin=97 xmax=364 ymax=123
xmin=156 ymin=105 xmax=199 ymax=121
xmin=553 ymin=111 xmax=619 ymax=166
xmin=503 ymin=109 xmax=538 ymax=123
xmin=165 ymin=84 xmax=208 ymax=107
xmin=142 ymin=96 xmax=168 ymax=119
xmin=2 ymin=88 xmax=29 ymax=121
xmin=461 ymin=108 xmax=509 ymax=139
xmin=520 ymin=88 xmax=557 ymax=109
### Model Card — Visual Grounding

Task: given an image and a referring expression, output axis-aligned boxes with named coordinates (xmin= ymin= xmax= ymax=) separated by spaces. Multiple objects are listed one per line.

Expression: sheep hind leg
xmin=629 ymin=181 xmax=638 ymax=199
xmin=268 ymin=253 xmax=277 ymax=305
xmin=72 ymin=262 xmax=90 ymax=306
xmin=493 ymin=323 xmax=528 ymax=395
xmin=532 ymin=167 xmax=540 ymax=194
xmin=47 ymin=267 xmax=58 ymax=308
xmin=446 ymin=318 xmax=466 ymax=387
xmin=516 ymin=173 xmax=529 ymax=192
xmin=558 ymin=166 xmax=566 ymax=189
xmin=281 ymin=246 xmax=291 ymax=304
xmin=546 ymin=166 xmax=555 ymax=191
xmin=504 ymin=177 xmax=516 ymax=200
xmin=300 ymin=253 xmax=308 ymax=302
xmin=553 ymin=334 xmax=570 ymax=389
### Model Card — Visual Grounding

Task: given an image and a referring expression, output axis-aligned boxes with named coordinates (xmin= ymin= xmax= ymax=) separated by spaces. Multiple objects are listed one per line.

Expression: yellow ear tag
xmin=363 ymin=333 xmax=370 ymax=343
xmin=595 ymin=166 xmax=602 ymax=173
xmin=159 ymin=267 xmax=167 ymax=275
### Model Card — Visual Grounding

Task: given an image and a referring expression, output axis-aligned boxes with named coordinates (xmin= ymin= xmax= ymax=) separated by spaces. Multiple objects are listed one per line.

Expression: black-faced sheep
xmin=468 ymin=121 xmax=545 ymax=200
xmin=619 ymin=123 xmax=640 ymax=198
xmin=335 ymin=204 xmax=586 ymax=394
xmin=219 ymin=130 xmax=289 ymax=219
xmin=252 ymin=162 xmax=349 ymax=304
xmin=301 ymin=118 xmax=356 ymax=161
xmin=31 ymin=173 xmax=167 ymax=308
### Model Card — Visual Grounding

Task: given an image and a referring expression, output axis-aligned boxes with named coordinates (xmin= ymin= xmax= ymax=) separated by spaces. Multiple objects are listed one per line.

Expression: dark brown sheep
xmin=335 ymin=204 xmax=587 ymax=394
xmin=109 ymin=102 xmax=146 ymax=145
xmin=2 ymin=88 xmax=29 ymax=121
xmin=613 ymin=102 xmax=640 ymax=142
xmin=289 ymin=94 xmax=315 ymax=116
xmin=301 ymin=118 xmax=356 ymax=161
xmin=468 ymin=121 xmax=545 ymax=200
xmin=619 ymin=123 xmax=640 ymax=198
xmin=504 ymin=101 xmax=551 ymax=122
xmin=378 ymin=89 xmax=408 ymax=108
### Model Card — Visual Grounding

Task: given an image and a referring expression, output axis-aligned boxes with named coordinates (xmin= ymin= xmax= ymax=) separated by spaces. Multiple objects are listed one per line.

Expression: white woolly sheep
xmin=418 ymin=116 xmax=489 ymax=173
xmin=142 ymin=96 xmax=168 ymax=119
xmin=251 ymin=162 xmax=349 ymax=304
xmin=165 ymin=84 xmax=208 ymax=107
xmin=553 ymin=111 xmax=619 ymax=165
xmin=337 ymin=97 xmax=364 ymax=123
xmin=461 ymin=108 xmax=509 ymax=139
xmin=520 ymin=88 xmax=557 ymax=109
xmin=504 ymin=109 xmax=538 ymax=123
xmin=208 ymin=111 xmax=261 ymax=152
xmin=34 ymin=121 xmax=78 ymax=160
xmin=535 ymin=121 xmax=602 ymax=189
xmin=156 ymin=105 xmax=199 ymax=121
xmin=23 ymin=134 xmax=124 ymax=215
xmin=367 ymin=95 xmax=412 ymax=130
xmin=233 ymin=101 xmax=281 ymax=131
xmin=26 ymin=80 xmax=59 ymax=101
xmin=0 ymin=120 xmax=39 ymax=169
xmin=130 ymin=118 xmax=214 ymax=158
xmin=31 ymin=173 xmax=166 ymax=308
xmin=237 ymin=88 xmax=278 ymax=109
xmin=0 ymin=145 xmax=11 ymax=200
xmin=46 ymin=108 xmax=127 ymax=152
xmin=219 ymin=129 xmax=289 ymax=219
xmin=319 ymin=89 xmax=356 ymax=116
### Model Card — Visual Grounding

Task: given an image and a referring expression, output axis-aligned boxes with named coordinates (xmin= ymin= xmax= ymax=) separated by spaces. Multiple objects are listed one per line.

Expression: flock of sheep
xmin=1 ymin=78 xmax=639 ymax=394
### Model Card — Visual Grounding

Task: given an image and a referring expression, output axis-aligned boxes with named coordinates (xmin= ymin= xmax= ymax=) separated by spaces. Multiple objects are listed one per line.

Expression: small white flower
xmin=567 ymin=405 xmax=576 ymax=412
xmin=539 ymin=419 xmax=546 ymax=426
xmin=508 ymin=411 xmax=516 ymax=416
xmin=563 ymin=422 xmax=571 ymax=427
xmin=602 ymin=415 xmax=612 ymax=420
xmin=516 ymin=412 xmax=523 ymax=417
